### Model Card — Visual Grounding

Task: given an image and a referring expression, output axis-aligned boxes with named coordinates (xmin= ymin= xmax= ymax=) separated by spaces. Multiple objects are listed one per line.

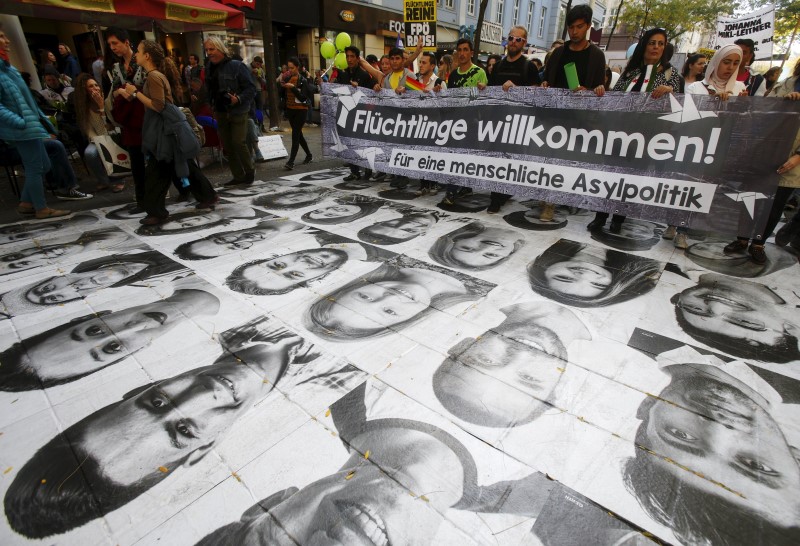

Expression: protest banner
xmin=321 ymin=84 xmax=800 ymax=239
xmin=712 ymin=4 xmax=775 ymax=60
xmin=404 ymin=0 xmax=436 ymax=50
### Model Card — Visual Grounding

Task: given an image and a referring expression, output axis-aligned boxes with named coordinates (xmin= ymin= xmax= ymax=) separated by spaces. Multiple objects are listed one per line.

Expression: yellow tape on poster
xmin=403 ymin=0 xmax=437 ymax=50
xmin=166 ymin=2 xmax=228 ymax=25
xmin=21 ymin=0 xmax=115 ymax=12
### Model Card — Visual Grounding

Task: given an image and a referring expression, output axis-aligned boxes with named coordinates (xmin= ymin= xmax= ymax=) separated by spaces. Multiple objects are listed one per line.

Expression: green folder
xmin=564 ymin=62 xmax=580 ymax=90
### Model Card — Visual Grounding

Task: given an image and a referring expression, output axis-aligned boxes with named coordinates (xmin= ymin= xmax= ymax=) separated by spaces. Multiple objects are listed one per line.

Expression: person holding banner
xmin=480 ymin=24 xmax=541 ymax=214
xmin=686 ymin=44 xmax=746 ymax=99
xmin=734 ymin=39 xmax=767 ymax=97
xmin=337 ymin=46 xmax=376 ymax=182
xmin=589 ymin=28 xmax=682 ymax=236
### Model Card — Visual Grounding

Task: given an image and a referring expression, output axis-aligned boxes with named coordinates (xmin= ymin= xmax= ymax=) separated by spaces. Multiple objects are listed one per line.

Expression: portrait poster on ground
xmin=404 ymin=0 xmax=437 ymax=50
xmin=321 ymin=83 xmax=800 ymax=239
xmin=712 ymin=4 xmax=775 ymax=59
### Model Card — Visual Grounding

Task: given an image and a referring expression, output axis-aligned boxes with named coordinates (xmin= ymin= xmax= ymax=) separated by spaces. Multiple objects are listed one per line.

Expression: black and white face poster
xmin=2 ymin=160 xmax=800 ymax=546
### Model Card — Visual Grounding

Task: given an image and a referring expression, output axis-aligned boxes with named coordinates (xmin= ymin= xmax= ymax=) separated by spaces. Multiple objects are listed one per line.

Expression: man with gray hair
xmin=204 ymin=36 xmax=258 ymax=186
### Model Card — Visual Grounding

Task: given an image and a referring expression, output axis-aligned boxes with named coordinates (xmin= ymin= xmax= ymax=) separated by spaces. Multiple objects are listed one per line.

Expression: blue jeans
xmin=84 ymin=142 xmax=111 ymax=186
xmin=13 ymin=139 xmax=50 ymax=209
xmin=43 ymin=139 xmax=78 ymax=190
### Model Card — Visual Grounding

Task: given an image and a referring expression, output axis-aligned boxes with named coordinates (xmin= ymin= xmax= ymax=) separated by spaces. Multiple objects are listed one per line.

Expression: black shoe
xmin=244 ymin=171 xmax=255 ymax=183
xmin=196 ymin=194 xmax=221 ymax=210
xmin=749 ymin=244 xmax=767 ymax=264
xmin=587 ymin=218 xmax=606 ymax=231
xmin=455 ymin=187 xmax=473 ymax=198
xmin=284 ymin=162 xmax=294 ymax=170
xmin=255 ymin=157 xmax=268 ymax=163
xmin=723 ymin=239 xmax=748 ymax=255
xmin=609 ymin=219 xmax=623 ymax=234
xmin=174 ymin=192 xmax=191 ymax=203
xmin=302 ymin=155 xmax=313 ymax=165
xmin=127 ymin=205 xmax=145 ymax=215
xmin=343 ymin=173 xmax=361 ymax=181
xmin=487 ymin=202 xmax=501 ymax=214
xmin=390 ymin=177 xmax=408 ymax=188
xmin=370 ymin=172 xmax=386 ymax=182
xmin=775 ymin=220 xmax=800 ymax=247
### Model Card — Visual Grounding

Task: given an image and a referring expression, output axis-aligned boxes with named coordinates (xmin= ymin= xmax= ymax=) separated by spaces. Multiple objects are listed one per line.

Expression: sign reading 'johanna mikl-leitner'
xmin=321 ymin=84 xmax=800 ymax=238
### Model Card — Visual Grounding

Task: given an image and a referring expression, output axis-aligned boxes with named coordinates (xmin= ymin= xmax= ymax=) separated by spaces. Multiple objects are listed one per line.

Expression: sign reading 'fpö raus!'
xmin=322 ymin=84 xmax=800 ymax=238
xmin=404 ymin=0 xmax=436 ymax=50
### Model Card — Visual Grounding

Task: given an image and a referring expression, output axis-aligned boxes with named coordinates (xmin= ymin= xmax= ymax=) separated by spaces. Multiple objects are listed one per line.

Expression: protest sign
xmin=321 ymin=84 xmax=800 ymax=239
xmin=404 ymin=0 xmax=436 ymax=50
xmin=712 ymin=4 xmax=775 ymax=60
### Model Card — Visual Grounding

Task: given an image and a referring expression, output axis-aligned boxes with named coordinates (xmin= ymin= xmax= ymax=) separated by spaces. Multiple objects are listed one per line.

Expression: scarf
xmin=627 ymin=64 xmax=659 ymax=93
xmin=702 ymin=44 xmax=742 ymax=94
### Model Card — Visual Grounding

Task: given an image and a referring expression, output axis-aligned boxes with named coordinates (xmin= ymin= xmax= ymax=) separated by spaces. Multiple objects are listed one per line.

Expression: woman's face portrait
xmin=368 ymin=216 xmax=433 ymax=240
xmin=306 ymin=204 xmax=361 ymax=220
xmin=336 ymin=280 xmax=433 ymax=329
xmin=0 ymin=222 xmax=61 ymax=243
xmin=26 ymin=263 xmax=147 ymax=304
xmin=271 ymin=191 xmax=324 ymax=207
xmin=238 ymin=249 xmax=347 ymax=292
xmin=544 ymin=259 xmax=612 ymax=298
xmin=448 ymin=228 xmax=518 ymax=268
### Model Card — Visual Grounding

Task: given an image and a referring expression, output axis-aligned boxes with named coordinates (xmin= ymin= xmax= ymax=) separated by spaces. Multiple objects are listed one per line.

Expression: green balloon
xmin=320 ymin=41 xmax=336 ymax=59
xmin=334 ymin=52 xmax=348 ymax=70
xmin=335 ymin=32 xmax=351 ymax=51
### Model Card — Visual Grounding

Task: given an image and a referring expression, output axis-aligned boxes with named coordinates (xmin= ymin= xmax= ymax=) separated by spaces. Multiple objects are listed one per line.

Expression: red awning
xmin=0 ymin=0 xmax=245 ymax=32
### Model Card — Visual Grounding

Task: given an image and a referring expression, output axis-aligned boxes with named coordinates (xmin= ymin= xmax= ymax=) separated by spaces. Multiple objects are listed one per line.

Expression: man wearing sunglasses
xmin=480 ymin=25 xmax=541 ymax=214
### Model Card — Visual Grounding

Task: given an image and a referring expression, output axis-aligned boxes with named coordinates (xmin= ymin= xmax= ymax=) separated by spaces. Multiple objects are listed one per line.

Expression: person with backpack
xmin=204 ymin=36 xmax=258 ymax=185
xmin=280 ymin=56 xmax=312 ymax=170
xmin=479 ymin=25 xmax=541 ymax=213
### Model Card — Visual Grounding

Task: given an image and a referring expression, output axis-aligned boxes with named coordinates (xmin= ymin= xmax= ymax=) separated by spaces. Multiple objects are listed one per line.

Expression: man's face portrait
xmin=544 ymin=258 xmax=612 ymax=298
xmin=389 ymin=54 xmax=404 ymax=72
xmin=456 ymin=43 xmax=472 ymax=66
xmin=417 ymin=55 xmax=433 ymax=76
xmin=233 ymin=249 xmax=348 ymax=292
xmin=567 ymin=20 xmax=590 ymax=43
xmin=446 ymin=227 xmax=518 ymax=269
xmin=186 ymin=229 xmax=273 ymax=258
xmin=79 ymin=360 xmax=266 ymax=487
xmin=676 ymin=275 xmax=794 ymax=349
xmin=159 ymin=212 xmax=224 ymax=232
xmin=245 ymin=426 xmax=463 ymax=545
xmin=26 ymin=263 xmax=147 ymax=305
xmin=506 ymin=29 xmax=527 ymax=56
xmin=365 ymin=216 xmax=434 ymax=240
xmin=641 ymin=366 xmax=800 ymax=527
xmin=345 ymin=50 xmax=358 ymax=69
xmin=22 ymin=289 xmax=217 ymax=383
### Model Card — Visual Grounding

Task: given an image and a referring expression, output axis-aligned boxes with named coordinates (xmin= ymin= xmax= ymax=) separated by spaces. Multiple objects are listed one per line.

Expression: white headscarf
xmin=702 ymin=44 xmax=743 ymax=94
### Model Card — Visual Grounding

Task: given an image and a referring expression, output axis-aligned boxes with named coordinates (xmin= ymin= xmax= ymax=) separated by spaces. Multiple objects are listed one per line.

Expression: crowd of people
xmin=0 ymin=7 xmax=798 ymax=253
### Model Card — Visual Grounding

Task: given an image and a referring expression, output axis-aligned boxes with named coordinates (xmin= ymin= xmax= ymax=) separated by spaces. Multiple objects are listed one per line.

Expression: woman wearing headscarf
xmin=686 ymin=44 xmax=747 ymax=99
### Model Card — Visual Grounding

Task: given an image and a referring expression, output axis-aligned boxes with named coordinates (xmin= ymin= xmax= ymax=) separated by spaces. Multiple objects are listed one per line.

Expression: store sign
xmin=481 ymin=21 xmax=503 ymax=45
xmin=404 ymin=0 xmax=436 ymax=50
xmin=339 ymin=10 xmax=355 ymax=22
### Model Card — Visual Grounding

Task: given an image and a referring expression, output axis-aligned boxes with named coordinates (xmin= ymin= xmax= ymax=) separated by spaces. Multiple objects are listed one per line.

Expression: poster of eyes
xmin=1 ymin=166 xmax=798 ymax=546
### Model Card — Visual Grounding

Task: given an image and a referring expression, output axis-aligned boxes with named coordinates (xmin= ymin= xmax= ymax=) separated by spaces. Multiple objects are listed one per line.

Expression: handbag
xmin=91 ymin=134 xmax=132 ymax=176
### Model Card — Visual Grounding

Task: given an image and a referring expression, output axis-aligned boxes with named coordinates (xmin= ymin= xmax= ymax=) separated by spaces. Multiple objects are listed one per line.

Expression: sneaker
xmin=56 ymin=187 xmax=93 ymax=200
xmin=455 ymin=187 xmax=473 ymax=199
xmin=662 ymin=225 xmax=677 ymax=240
xmin=302 ymin=154 xmax=313 ymax=165
xmin=343 ymin=173 xmax=361 ymax=182
xmin=674 ymin=232 xmax=688 ymax=249
xmin=370 ymin=172 xmax=386 ymax=182
xmin=723 ymin=239 xmax=748 ymax=255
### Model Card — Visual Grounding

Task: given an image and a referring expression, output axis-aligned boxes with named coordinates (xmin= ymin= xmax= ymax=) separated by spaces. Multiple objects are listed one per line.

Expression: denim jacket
xmin=205 ymin=58 xmax=257 ymax=116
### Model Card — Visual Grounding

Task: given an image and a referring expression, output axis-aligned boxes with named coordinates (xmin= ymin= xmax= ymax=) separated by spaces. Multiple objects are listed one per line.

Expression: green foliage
xmin=618 ymin=0 xmax=738 ymax=41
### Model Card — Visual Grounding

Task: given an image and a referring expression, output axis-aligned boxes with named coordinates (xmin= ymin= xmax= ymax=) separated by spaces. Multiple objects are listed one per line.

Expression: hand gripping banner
xmin=321 ymin=84 xmax=800 ymax=239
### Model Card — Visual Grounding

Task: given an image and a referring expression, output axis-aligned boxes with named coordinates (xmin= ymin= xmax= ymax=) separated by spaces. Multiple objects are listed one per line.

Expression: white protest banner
xmin=712 ymin=4 xmax=774 ymax=60
xmin=404 ymin=0 xmax=436 ymax=50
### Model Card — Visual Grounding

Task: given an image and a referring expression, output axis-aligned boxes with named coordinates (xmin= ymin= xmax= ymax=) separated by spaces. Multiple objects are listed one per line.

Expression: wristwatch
xmin=132 ymin=91 xmax=138 ymax=99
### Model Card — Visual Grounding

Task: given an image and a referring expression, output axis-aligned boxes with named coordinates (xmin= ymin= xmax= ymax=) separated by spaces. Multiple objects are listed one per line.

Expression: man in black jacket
xmin=482 ymin=25 xmax=541 ymax=214
xmin=335 ymin=46 xmax=375 ymax=181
